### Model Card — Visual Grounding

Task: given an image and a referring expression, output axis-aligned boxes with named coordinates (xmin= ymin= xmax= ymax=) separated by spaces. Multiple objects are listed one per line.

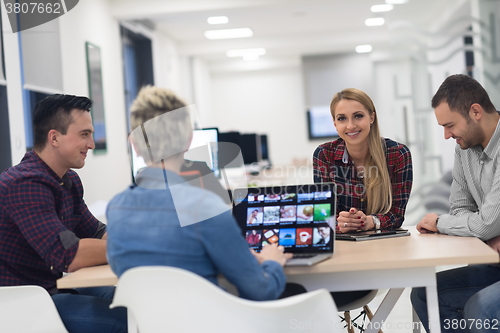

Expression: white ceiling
xmin=111 ymin=0 xmax=467 ymax=64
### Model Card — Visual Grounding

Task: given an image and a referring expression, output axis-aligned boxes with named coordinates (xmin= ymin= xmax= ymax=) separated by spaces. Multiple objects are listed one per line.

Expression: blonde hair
xmin=330 ymin=88 xmax=392 ymax=215
xmin=129 ymin=86 xmax=192 ymax=162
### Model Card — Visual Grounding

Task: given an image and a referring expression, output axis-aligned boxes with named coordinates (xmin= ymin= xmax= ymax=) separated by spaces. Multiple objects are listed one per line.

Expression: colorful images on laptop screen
xmin=233 ymin=184 xmax=335 ymax=254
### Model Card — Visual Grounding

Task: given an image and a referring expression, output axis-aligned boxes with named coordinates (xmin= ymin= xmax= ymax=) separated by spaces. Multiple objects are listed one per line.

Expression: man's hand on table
xmin=416 ymin=213 xmax=440 ymax=234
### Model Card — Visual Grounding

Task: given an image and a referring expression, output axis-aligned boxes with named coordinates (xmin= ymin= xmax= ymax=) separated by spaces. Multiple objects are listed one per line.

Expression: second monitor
xmin=219 ymin=131 xmax=264 ymax=166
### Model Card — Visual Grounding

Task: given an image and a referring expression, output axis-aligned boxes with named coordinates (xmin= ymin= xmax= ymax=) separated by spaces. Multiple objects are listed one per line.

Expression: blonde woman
xmin=312 ymin=88 xmax=413 ymax=307
xmin=313 ymin=88 xmax=413 ymax=234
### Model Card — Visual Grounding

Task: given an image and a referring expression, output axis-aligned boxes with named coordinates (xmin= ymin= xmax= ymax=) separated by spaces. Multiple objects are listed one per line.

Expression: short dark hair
xmin=33 ymin=94 xmax=93 ymax=151
xmin=432 ymin=74 xmax=496 ymax=119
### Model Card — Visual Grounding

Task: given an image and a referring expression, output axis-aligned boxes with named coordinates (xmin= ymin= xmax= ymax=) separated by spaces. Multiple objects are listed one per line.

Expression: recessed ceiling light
xmin=371 ymin=4 xmax=394 ymax=12
xmin=356 ymin=45 xmax=373 ymax=53
xmin=243 ymin=54 xmax=260 ymax=61
xmin=365 ymin=18 xmax=385 ymax=26
xmin=207 ymin=16 xmax=228 ymax=25
xmin=385 ymin=0 xmax=408 ymax=4
xmin=204 ymin=28 xmax=253 ymax=40
xmin=226 ymin=48 xmax=266 ymax=57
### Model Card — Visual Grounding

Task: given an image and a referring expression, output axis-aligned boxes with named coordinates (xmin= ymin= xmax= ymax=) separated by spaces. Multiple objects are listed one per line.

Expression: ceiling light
xmin=243 ymin=54 xmax=260 ymax=61
xmin=365 ymin=18 xmax=385 ymax=26
xmin=385 ymin=0 xmax=408 ymax=4
xmin=226 ymin=48 xmax=266 ymax=57
xmin=371 ymin=4 xmax=394 ymax=12
xmin=207 ymin=16 xmax=228 ymax=25
xmin=356 ymin=45 xmax=373 ymax=53
xmin=204 ymin=28 xmax=253 ymax=40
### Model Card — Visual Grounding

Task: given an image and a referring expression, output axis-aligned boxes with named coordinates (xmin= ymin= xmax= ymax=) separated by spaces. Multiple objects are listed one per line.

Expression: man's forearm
xmin=67 ymin=238 xmax=107 ymax=272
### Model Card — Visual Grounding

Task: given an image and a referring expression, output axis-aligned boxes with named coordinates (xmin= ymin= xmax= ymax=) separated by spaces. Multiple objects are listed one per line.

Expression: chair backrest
xmin=111 ymin=266 xmax=341 ymax=333
xmin=0 ymin=285 xmax=68 ymax=333
xmin=336 ymin=289 xmax=379 ymax=312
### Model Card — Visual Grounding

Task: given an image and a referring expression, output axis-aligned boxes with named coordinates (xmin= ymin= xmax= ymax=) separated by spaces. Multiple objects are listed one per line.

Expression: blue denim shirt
xmin=106 ymin=167 xmax=286 ymax=300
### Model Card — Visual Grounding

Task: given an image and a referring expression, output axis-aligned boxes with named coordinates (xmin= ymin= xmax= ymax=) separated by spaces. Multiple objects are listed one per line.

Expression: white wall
xmin=191 ymin=57 xmax=214 ymax=128
xmin=152 ymin=29 xmax=187 ymax=95
xmin=209 ymin=66 xmax=320 ymax=167
xmin=58 ymin=0 xmax=187 ymax=206
xmin=426 ymin=0 xmax=475 ymax=175
xmin=2 ymin=6 xmax=26 ymax=166
xmin=57 ymin=0 xmax=131 ymax=205
xmin=372 ymin=59 xmax=413 ymax=145
xmin=302 ymin=53 xmax=374 ymax=107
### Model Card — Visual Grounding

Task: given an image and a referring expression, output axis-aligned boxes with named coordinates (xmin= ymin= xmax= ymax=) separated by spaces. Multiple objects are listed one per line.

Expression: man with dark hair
xmin=412 ymin=74 xmax=500 ymax=333
xmin=0 ymin=94 xmax=127 ymax=332
xmin=431 ymin=73 xmax=497 ymax=121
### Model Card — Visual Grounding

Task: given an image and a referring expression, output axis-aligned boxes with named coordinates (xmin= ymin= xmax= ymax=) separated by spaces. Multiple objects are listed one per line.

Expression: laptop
xmin=335 ymin=228 xmax=410 ymax=241
xmin=232 ymin=183 xmax=336 ymax=266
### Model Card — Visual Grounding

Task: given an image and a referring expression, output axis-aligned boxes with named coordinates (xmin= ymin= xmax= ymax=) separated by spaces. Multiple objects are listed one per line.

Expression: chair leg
xmin=363 ymin=305 xmax=383 ymax=333
xmin=344 ymin=311 xmax=355 ymax=333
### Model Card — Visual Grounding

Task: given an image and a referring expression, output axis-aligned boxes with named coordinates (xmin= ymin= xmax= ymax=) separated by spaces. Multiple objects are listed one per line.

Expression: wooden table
xmin=57 ymin=227 xmax=499 ymax=333
xmin=57 ymin=264 xmax=117 ymax=289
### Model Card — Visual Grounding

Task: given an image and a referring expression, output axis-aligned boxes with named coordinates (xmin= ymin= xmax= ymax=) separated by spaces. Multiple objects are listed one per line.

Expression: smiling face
xmin=434 ymin=102 xmax=484 ymax=150
xmin=333 ymin=99 xmax=375 ymax=147
xmin=318 ymin=227 xmax=330 ymax=239
xmin=55 ymin=109 xmax=95 ymax=172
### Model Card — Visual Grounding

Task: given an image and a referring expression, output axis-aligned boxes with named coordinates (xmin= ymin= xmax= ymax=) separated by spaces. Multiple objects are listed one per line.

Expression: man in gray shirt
xmin=412 ymin=74 xmax=500 ymax=333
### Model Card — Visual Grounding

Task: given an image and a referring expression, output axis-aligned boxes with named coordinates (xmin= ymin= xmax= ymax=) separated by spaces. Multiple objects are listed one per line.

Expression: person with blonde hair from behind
xmin=106 ymin=86 xmax=307 ymax=301
xmin=313 ymin=88 xmax=413 ymax=306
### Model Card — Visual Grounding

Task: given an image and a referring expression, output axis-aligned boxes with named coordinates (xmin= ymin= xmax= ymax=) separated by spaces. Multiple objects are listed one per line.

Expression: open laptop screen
xmin=232 ymin=183 xmax=336 ymax=254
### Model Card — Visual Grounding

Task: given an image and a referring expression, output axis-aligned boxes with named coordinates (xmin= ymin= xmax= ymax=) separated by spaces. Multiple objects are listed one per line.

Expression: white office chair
xmin=0 ymin=285 xmax=68 ymax=333
xmin=338 ymin=290 xmax=383 ymax=333
xmin=111 ymin=266 xmax=341 ymax=333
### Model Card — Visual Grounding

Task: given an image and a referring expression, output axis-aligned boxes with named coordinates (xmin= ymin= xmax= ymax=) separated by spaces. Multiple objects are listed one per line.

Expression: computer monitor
xmin=239 ymin=133 xmax=262 ymax=165
xmin=307 ymin=106 xmax=338 ymax=140
xmin=260 ymin=134 xmax=269 ymax=161
xmin=218 ymin=131 xmax=244 ymax=169
xmin=260 ymin=134 xmax=271 ymax=168
xmin=184 ymin=127 xmax=219 ymax=177
xmin=130 ymin=127 xmax=220 ymax=182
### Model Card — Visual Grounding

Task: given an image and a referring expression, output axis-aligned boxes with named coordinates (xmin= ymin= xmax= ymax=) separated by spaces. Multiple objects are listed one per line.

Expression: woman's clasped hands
xmin=337 ymin=208 xmax=374 ymax=233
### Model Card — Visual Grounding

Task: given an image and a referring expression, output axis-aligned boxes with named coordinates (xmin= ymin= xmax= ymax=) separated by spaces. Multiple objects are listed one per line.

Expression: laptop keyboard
xmin=292 ymin=253 xmax=317 ymax=258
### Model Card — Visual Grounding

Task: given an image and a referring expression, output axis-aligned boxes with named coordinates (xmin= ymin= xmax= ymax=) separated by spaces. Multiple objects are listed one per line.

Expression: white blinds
xmin=21 ymin=18 xmax=63 ymax=93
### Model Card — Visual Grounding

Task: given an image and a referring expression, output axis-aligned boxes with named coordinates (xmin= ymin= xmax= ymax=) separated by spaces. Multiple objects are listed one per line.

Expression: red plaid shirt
xmin=0 ymin=151 xmax=103 ymax=293
xmin=313 ymin=138 xmax=413 ymax=229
